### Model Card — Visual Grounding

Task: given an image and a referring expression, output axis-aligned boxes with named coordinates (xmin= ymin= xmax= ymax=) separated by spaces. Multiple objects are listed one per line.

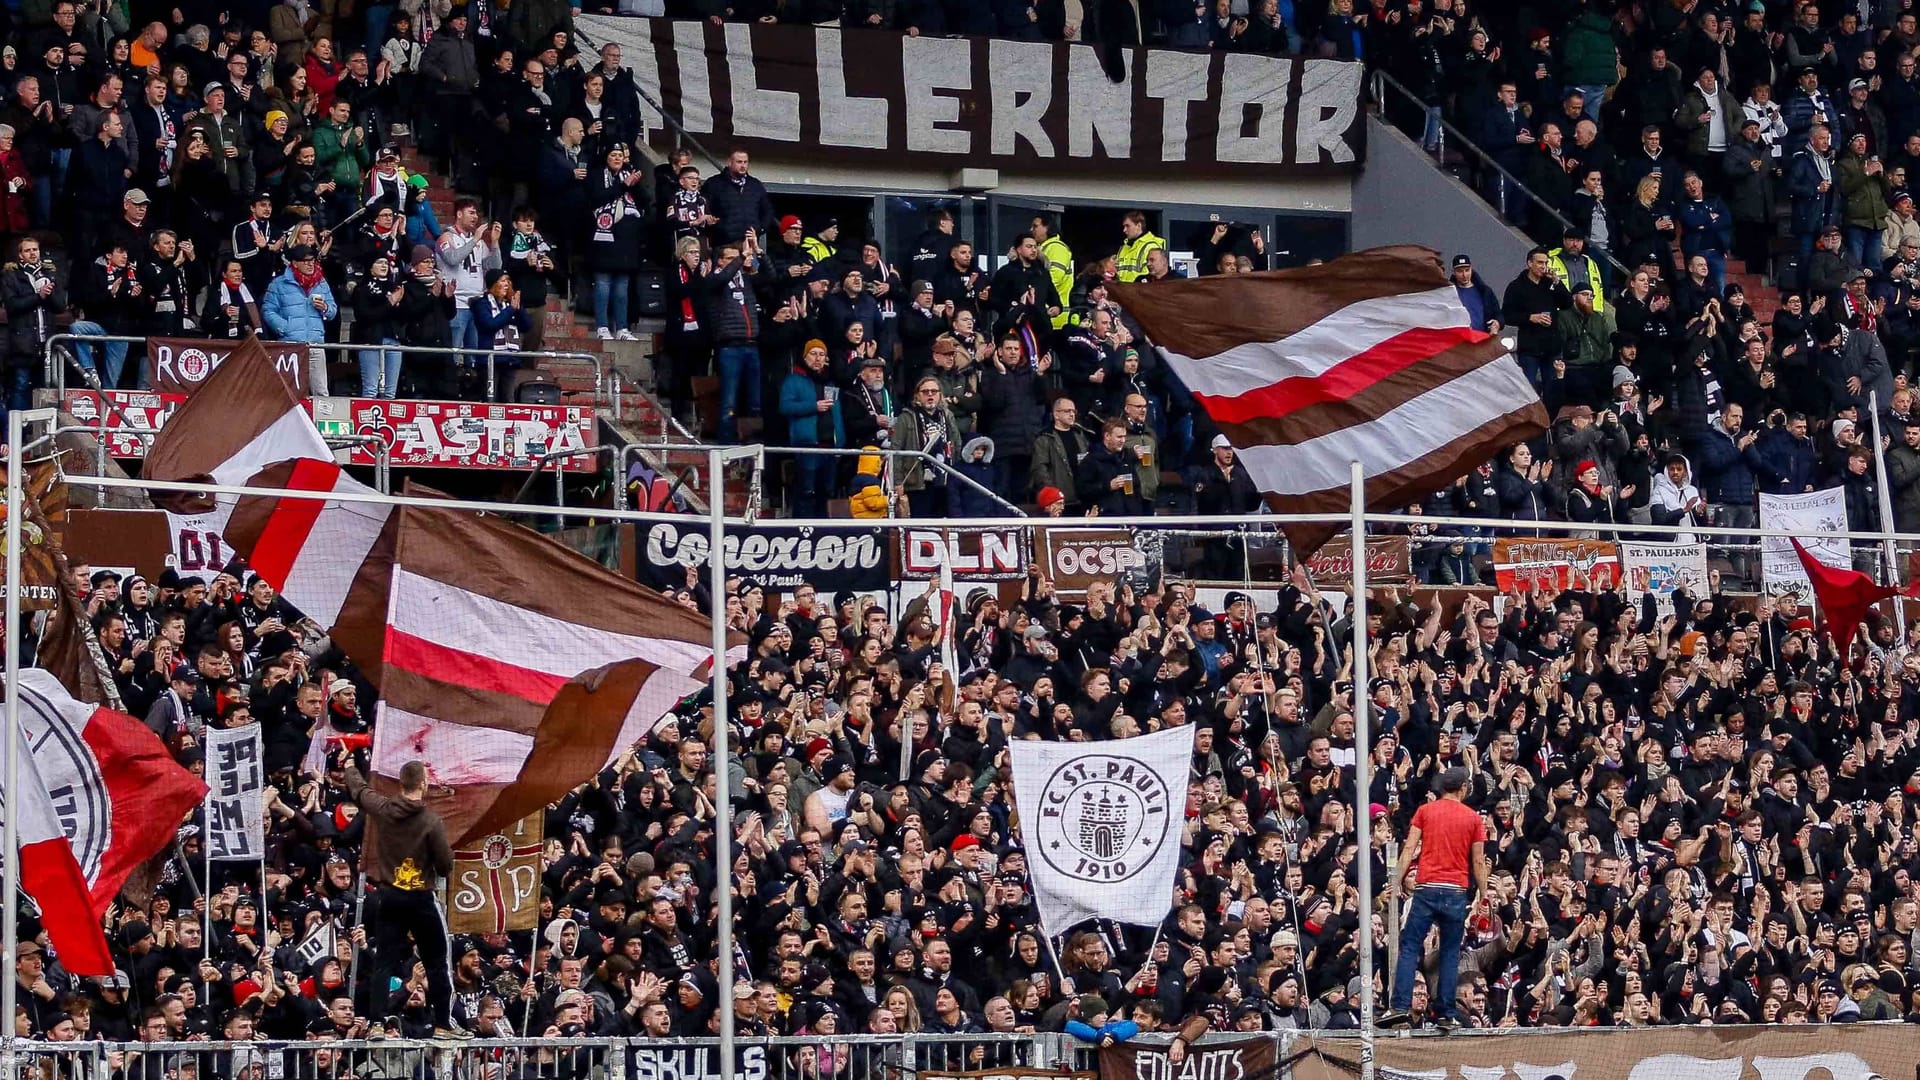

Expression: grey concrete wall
xmin=1351 ymin=114 xmax=1532 ymax=286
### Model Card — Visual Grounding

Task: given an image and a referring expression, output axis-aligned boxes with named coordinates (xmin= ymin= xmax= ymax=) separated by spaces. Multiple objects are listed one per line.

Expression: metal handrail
xmin=1372 ymin=68 xmax=1636 ymax=283
xmin=323 ymin=433 xmax=392 ymax=493
xmin=43 ymin=334 xmax=608 ymax=407
xmin=626 ymin=441 xmax=1027 ymax=517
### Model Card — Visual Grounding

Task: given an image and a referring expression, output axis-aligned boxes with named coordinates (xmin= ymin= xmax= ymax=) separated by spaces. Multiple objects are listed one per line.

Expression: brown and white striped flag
xmin=369 ymin=500 xmax=726 ymax=845
xmin=1110 ymin=245 xmax=1547 ymax=556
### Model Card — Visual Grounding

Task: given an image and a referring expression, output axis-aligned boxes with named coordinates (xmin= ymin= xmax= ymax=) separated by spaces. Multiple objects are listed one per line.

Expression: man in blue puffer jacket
xmin=262 ymin=244 xmax=339 ymax=393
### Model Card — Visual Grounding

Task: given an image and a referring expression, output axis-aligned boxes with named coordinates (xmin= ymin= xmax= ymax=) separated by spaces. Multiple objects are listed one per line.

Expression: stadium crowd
xmin=19 ymin=0 xmax=1920 ymax=1064
xmin=33 ymin=522 xmax=1920 ymax=1052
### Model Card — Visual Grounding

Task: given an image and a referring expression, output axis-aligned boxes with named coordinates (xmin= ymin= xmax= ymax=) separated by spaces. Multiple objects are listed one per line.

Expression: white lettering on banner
xmin=724 ymin=23 xmax=800 ymax=141
xmin=901 ymin=35 xmax=971 ymax=154
xmin=450 ymin=861 xmax=539 ymax=916
xmin=1385 ymin=1053 xmax=1888 ymax=1080
xmin=328 ymin=400 xmax=596 ymax=471
xmin=1299 ymin=59 xmax=1363 ymax=164
xmin=1216 ymin=52 xmax=1289 ymax=164
xmin=1133 ymin=1048 xmax=1249 ymax=1080
xmin=989 ymin=38 xmax=1055 ymax=158
xmin=1052 ymin=542 xmax=1143 ymax=578
xmin=1144 ymin=49 xmax=1210 ymax=164
xmin=646 ymin=525 xmax=885 ymax=575
xmin=631 ymin=1045 xmax=767 ymax=1080
xmin=814 ymin=28 xmax=887 ymax=149
xmin=902 ymin=529 xmax=1024 ymax=576
xmin=670 ymin=20 xmax=714 ymax=131
xmin=1066 ymin=44 xmax=1132 ymax=158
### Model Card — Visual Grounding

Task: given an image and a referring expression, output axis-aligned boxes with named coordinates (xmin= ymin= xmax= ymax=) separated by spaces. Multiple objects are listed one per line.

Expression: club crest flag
xmin=1010 ymin=726 xmax=1190 ymax=933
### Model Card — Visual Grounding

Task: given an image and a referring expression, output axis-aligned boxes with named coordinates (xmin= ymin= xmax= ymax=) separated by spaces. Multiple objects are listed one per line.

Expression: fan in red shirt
xmin=1380 ymin=766 xmax=1488 ymax=1031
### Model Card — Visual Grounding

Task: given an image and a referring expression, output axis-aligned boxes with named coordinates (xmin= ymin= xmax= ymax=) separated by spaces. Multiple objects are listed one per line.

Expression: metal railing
xmin=1370 ymin=69 xmax=1635 ymax=283
xmin=0 ymin=1032 xmax=1082 ymax=1080
xmin=616 ymin=442 xmax=1026 ymax=517
xmin=43 ymin=334 xmax=609 ymax=407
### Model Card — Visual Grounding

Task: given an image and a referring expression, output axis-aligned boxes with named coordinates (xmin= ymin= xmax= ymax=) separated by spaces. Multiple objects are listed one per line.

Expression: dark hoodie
xmin=342 ymin=766 xmax=451 ymax=890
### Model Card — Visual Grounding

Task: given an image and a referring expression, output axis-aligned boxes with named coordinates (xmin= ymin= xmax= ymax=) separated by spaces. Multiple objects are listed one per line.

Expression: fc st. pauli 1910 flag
xmin=1010 ymin=725 xmax=1191 ymax=933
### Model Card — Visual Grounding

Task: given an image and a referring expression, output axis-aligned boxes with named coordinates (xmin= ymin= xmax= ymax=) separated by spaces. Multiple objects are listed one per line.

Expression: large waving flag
xmin=9 ymin=670 xmax=207 ymax=969
xmin=1789 ymin=537 xmax=1897 ymax=652
xmin=140 ymin=334 xmax=342 ymax=565
xmin=1111 ymin=246 xmax=1547 ymax=555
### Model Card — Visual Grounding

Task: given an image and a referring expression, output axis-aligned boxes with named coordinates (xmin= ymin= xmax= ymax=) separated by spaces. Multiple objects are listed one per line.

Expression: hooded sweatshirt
xmin=342 ymin=766 xmax=452 ymax=891
xmin=1649 ymin=455 xmax=1705 ymax=542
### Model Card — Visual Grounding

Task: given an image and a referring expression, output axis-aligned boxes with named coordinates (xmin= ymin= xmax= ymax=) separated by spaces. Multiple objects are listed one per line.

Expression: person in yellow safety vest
xmin=1546 ymin=231 xmax=1606 ymax=313
xmin=801 ymin=217 xmax=840 ymax=266
xmin=1115 ymin=210 xmax=1164 ymax=283
xmin=1031 ymin=213 xmax=1074 ymax=329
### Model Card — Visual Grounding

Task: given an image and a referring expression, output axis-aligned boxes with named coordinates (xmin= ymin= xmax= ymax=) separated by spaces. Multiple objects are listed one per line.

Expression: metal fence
xmin=0 ymin=1034 xmax=1084 ymax=1080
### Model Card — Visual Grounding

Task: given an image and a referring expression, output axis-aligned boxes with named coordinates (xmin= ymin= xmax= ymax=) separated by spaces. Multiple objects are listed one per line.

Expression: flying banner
xmin=1009 ymin=726 xmax=1189 ymax=934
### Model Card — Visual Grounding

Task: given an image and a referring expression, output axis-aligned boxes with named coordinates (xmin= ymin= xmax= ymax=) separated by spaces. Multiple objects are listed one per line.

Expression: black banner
xmin=637 ymin=521 xmax=891 ymax=593
xmin=587 ymin=16 xmax=1365 ymax=177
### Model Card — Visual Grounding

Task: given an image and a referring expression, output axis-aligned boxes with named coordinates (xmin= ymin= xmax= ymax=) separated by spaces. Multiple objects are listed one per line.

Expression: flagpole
xmin=707 ymin=445 xmax=759 ymax=1080
xmin=3 ymin=408 xmax=29 ymax=1076
xmin=1348 ymin=461 xmax=1375 ymax=1080
xmin=1868 ymin=391 xmax=1906 ymax=636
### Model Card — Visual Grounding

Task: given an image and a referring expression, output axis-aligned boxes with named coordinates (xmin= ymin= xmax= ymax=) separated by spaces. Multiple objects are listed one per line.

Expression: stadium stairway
xmin=392 ymin=141 xmax=766 ymax=513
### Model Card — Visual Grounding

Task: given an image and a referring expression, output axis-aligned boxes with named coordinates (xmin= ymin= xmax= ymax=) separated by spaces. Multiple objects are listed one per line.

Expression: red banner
xmin=1493 ymin=537 xmax=1621 ymax=592
xmin=62 ymin=390 xmax=187 ymax=459
xmin=307 ymin=399 xmax=600 ymax=472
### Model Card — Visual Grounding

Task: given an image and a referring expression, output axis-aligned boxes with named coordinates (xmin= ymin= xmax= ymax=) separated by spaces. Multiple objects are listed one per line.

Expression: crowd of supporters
xmin=19 ymin=0 xmax=1920 ymax=1062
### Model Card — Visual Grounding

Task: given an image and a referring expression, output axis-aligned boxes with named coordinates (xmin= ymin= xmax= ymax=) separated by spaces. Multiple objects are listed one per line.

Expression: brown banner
xmin=1296 ymin=1024 xmax=1920 ymax=1080
xmin=592 ymin=17 xmax=1364 ymax=177
xmin=1100 ymin=1036 xmax=1276 ymax=1080
xmin=1302 ymin=534 xmax=1410 ymax=587
xmin=2 ymin=463 xmax=68 ymax=610
xmin=62 ymin=509 xmax=174 ymax=580
xmin=446 ymin=813 xmax=542 ymax=933
xmin=1038 ymin=528 xmax=1145 ymax=595
xmin=1492 ymin=536 xmax=1621 ymax=592
xmin=145 ymin=337 xmax=307 ymax=397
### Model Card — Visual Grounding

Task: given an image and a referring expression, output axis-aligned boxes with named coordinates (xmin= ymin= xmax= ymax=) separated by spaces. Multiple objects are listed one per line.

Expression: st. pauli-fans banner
xmin=581 ymin=16 xmax=1364 ymax=177
xmin=1287 ymin=1024 xmax=1920 ymax=1080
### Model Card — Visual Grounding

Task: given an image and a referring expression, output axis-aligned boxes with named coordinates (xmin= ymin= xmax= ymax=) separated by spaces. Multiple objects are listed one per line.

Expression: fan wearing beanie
xmin=1564 ymin=457 xmax=1630 ymax=528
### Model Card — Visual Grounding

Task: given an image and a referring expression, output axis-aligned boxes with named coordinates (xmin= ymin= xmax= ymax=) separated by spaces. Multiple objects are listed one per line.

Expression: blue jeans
xmin=1846 ymin=226 xmax=1883 ymax=273
xmin=68 ymin=320 xmax=133 ymax=389
xmin=448 ymin=304 xmax=478 ymax=367
xmin=358 ymin=338 xmax=402 ymax=397
xmin=714 ymin=344 xmax=760 ymax=443
xmin=1392 ymin=886 xmax=1469 ymax=1019
xmin=593 ymin=272 xmax=631 ymax=331
xmin=1574 ymin=85 xmax=1607 ymax=121
xmin=363 ymin=3 xmax=393 ymax=54
xmin=1420 ymin=104 xmax=1441 ymax=151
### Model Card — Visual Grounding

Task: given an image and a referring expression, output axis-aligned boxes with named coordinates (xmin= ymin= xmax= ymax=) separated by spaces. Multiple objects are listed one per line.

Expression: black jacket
xmin=700 ymin=169 xmax=775 ymax=242
xmin=698 ymin=255 xmax=761 ymax=346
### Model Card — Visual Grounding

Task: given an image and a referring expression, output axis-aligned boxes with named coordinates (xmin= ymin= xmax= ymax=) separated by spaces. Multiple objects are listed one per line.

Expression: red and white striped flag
xmin=368 ymin=501 xmax=725 ymax=845
xmin=1111 ymin=246 xmax=1547 ymax=555
xmin=141 ymin=335 xmax=348 ymax=570
xmin=11 ymin=669 xmax=207 ymax=972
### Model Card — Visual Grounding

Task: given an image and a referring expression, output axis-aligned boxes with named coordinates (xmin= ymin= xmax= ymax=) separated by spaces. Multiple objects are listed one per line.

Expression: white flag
xmin=204 ymin=724 xmax=265 ymax=861
xmin=1760 ymin=486 xmax=1849 ymax=608
xmin=1010 ymin=725 xmax=1190 ymax=933
xmin=294 ymin=919 xmax=336 ymax=970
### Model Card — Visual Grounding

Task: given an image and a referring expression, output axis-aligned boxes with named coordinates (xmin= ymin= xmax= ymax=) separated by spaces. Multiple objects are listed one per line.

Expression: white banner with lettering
xmin=1619 ymin=541 xmax=1710 ymax=604
xmin=204 ymin=724 xmax=264 ymax=861
xmin=1759 ymin=487 xmax=1848 ymax=608
xmin=1009 ymin=726 xmax=1189 ymax=934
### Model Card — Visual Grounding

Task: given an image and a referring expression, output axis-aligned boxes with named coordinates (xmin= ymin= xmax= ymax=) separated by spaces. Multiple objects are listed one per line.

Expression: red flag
xmin=1789 ymin=538 xmax=1896 ymax=651
xmin=16 ymin=670 xmax=208 ymax=912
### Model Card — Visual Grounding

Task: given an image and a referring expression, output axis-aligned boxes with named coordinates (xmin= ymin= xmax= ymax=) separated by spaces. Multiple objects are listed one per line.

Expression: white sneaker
xmin=595 ymin=327 xmax=614 ymax=340
xmin=389 ymin=123 xmax=411 ymax=137
xmin=616 ymin=329 xmax=637 ymax=341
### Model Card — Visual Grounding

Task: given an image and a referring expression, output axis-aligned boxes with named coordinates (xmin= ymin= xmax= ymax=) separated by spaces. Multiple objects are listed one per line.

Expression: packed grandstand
xmin=2 ymin=4 xmax=1919 ymax=1080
